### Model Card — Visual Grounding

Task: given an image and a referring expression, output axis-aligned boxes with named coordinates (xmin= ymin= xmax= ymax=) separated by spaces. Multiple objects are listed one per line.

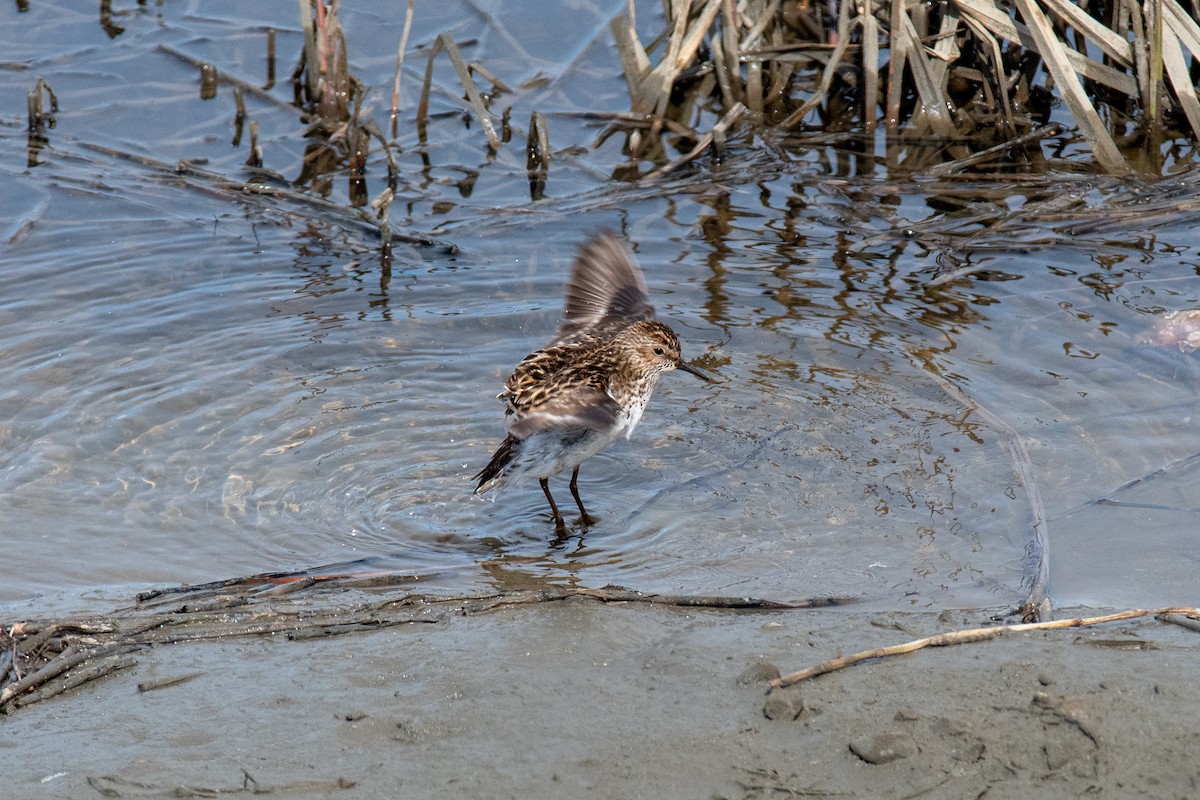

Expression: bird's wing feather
xmin=553 ymin=232 xmax=654 ymax=343
xmin=506 ymin=387 xmax=620 ymax=439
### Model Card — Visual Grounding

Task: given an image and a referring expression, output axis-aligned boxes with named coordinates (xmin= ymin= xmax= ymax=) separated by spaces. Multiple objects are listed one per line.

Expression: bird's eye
xmin=653 ymin=347 xmax=665 ymax=356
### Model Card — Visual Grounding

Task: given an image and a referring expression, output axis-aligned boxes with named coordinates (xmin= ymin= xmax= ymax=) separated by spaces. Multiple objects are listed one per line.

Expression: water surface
xmin=3 ymin=0 xmax=1199 ymax=615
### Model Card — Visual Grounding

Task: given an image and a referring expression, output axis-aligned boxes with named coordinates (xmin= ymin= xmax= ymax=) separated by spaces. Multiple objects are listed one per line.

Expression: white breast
xmin=616 ymin=395 xmax=647 ymax=440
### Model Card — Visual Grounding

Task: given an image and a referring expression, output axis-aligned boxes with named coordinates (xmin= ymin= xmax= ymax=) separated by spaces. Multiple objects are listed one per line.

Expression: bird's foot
xmin=547 ymin=512 xmax=569 ymax=536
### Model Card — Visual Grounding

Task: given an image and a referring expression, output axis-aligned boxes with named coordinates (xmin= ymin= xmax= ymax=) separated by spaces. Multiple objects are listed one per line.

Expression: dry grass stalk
xmin=1013 ymin=0 xmax=1130 ymax=171
xmin=1162 ymin=0 xmax=1200 ymax=138
xmin=437 ymin=33 xmax=501 ymax=151
xmin=264 ymin=28 xmax=277 ymax=91
xmin=607 ymin=0 xmax=1200 ymax=173
xmin=416 ymin=35 xmax=442 ymax=142
xmin=389 ymin=0 xmax=416 ymax=139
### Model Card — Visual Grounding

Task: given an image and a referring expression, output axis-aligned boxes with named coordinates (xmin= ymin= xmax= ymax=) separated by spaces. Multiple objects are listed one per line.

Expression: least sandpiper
xmin=474 ymin=231 xmax=709 ymax=531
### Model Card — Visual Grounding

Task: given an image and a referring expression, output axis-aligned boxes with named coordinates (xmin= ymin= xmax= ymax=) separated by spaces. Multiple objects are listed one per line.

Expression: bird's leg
xmin=569 ymin=466 xmax=598 ymax=527
xmin=540 ymin=478 xmax=567 ymax=533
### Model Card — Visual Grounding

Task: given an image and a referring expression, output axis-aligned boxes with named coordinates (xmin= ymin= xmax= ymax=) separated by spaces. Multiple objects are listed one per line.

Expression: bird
xmin=474 ymin=231 xmax=710 ymax=532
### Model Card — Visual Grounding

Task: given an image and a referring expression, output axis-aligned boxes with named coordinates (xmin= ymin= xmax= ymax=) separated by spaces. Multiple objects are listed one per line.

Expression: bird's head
xmin=622 ymin=320 xmax=710 ymax=382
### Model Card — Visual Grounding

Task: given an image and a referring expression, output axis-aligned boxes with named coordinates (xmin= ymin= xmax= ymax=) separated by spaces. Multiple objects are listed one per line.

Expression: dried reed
xmin=609 ymin=0 xmax=1200 ymax=174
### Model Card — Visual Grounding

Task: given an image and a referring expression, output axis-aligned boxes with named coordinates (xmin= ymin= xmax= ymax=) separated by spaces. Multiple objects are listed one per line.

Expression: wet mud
xmin=4 ymin=597 xmax=1199 ymax=799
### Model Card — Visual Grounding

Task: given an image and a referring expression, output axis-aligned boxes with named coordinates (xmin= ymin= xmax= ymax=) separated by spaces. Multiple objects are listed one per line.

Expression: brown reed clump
xmin=292 ymin=0 xmax=401 ymax=205
xmin=609 ymin=0 xmax=1200 ymax=175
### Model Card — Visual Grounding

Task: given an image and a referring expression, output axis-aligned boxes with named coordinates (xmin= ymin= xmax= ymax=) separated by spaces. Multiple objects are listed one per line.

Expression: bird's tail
xmin=473 ymin=435 xmax=517 ymax=494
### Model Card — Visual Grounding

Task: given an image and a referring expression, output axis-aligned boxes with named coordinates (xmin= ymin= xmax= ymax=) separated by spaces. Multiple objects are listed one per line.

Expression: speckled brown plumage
xmin=474 ymin=231 xmax=709 ymax=532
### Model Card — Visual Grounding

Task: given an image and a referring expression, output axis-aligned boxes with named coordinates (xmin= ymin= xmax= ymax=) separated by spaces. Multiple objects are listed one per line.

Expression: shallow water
xmin=3 ymin=1 xmax=1199 ymax=616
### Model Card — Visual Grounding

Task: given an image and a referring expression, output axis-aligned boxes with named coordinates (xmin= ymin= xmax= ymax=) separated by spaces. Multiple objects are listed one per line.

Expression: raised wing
xmin=553 ymin=231 xmax=654 ymax=343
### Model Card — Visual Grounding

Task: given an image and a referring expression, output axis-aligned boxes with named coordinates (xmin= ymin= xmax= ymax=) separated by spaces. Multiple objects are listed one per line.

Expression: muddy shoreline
xmin=5 ymin=597 xmax=1198 ymax=799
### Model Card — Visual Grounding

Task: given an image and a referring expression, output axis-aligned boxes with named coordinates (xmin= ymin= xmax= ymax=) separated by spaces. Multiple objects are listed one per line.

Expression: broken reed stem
xmin=780 ymin=4 xmax=857 ymax=128
xmin=769 ymin=607 xmax=1200 ymax=689
xmin=27 ymin=79 xmax=58 ymax=131
xmin=861 ymin=0 xmax=879 ymax=131
xmin=264 ymin=28 xmax=276 ymax=91
xmin=245 ymin=120 xmax=263 ymax=167
xmin=370 ymin=186 xmax=394 ymax=274
xmin=77 ymin=141 xmax=455 ymax=252
xmin=299 ymin=0 xmax=318 ymax=101
xmin=527 ymin=110 xmax=550 ymax=200
xmin=1148 ymin=0 xmax=1164 ymax=125
xmin=233 ymin=85 xmax=246 ymax=124
xmin=389 ymin=0 xmax=415 ymax=139
xmin=642 ymin=101 xmax=747 ymax=180
xmin=885 ymin=0 xmax=905 ymax=127
xmin=1013 ymin=0 xmax=1130 ymax=173
xmin=466 ymin=62 xmax=512 ymax=94
xmin=416 ymin=36 xmax=443 ymax=143
xmin=437 ymin=33 xmax=501 ymax=152
xmin=720 ymin=0 xmax=741 ymax=104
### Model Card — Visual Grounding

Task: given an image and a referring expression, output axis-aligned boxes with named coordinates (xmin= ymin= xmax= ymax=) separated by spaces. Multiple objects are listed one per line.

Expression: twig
xmin=2 ymin=644 xmax=86 ymax=705
xmin=769 ymin=607 xmax=1200 ymax=688
xmin=12 ymin=654 xmax=138 ymax=710
xmin=481 ymin=585 xmax=852 ymax=610
xmin=14 ymin=626 xmax=60 ymax=658
xmin=137 ymin=672 xmax=204 ymax=693
xmin=1159 ymin=612 xmax=1200 ymax=633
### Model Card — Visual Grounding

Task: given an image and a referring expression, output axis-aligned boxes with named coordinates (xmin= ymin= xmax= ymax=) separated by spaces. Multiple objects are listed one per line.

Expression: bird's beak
xmin=677 ymin=360 xmax=714 ymax=382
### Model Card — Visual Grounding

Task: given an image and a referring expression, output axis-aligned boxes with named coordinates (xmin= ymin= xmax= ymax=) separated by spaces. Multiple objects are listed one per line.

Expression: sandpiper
xmin=474 ymin=231 xmax=709 ymax=531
